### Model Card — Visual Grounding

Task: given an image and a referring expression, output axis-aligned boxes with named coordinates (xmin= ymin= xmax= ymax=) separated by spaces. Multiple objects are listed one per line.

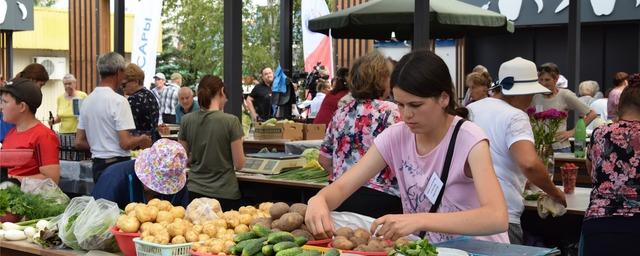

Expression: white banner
xmin=131 ymin=0 xmax=163 ymax=89
xmin=301 ymin=0 xmax=332 ymax=76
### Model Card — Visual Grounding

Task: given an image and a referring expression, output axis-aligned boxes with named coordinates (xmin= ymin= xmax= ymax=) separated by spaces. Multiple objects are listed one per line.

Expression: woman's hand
xmin=305 ymin=195 xmax=335 ymax=239
xmin=370 ymin=214 xmax=424 ymax=241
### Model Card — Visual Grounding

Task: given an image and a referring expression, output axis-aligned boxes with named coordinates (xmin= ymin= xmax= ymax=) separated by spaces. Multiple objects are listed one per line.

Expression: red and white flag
xmin=301 ymin=0 xmax=333 ymax=77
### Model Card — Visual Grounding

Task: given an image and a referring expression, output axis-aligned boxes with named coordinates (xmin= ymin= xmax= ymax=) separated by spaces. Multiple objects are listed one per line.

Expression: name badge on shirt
xmin=424 ymin=172 xmax=444 ymax=205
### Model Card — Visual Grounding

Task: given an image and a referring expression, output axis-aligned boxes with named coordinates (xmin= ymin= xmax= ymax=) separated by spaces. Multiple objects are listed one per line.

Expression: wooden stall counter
xmin=236 ymin=172 xmax=327 ymax=189
xmin=243 ymin=138 xmax=290 ymax=153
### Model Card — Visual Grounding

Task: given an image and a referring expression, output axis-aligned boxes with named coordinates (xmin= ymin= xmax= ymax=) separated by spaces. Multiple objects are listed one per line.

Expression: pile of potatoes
xmin=331 ymin=227 xmax=410 ymax=253
xmin=115 ymin=199 xmax=274 ymax=254
xmin=247 ymin=202 xmax=327 ymax=242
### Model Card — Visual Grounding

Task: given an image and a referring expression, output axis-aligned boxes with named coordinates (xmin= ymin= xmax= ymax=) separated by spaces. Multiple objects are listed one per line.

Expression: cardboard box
xmin=304 ymin=124 xmax=327 ymax=140
xmin=255 ymin=123 xmax=304 ymax=140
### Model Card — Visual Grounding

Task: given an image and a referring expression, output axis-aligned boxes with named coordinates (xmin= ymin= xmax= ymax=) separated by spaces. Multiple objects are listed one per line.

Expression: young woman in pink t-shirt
xmin=305 ymin=50 xmax=509 ymax=244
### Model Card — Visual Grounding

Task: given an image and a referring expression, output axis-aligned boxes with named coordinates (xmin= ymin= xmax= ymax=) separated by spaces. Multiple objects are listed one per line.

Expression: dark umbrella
xmin=308 ymin=0 xmax=514 ymax=40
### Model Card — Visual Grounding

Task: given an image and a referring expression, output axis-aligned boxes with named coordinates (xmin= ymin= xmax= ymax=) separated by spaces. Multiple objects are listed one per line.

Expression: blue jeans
xmin=555 ymin=147 xmax=572 ymax=153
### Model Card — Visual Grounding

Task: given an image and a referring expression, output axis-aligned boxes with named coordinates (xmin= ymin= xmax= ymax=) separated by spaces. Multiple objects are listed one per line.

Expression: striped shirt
xmin=152 ymin=85 xmax=179 ymax=115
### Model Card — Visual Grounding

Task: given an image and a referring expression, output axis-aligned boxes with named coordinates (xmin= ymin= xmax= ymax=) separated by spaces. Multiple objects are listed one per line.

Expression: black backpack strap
xmin=420 ymin=118 xmax=465 ymax=238
xmin=428 ymin=118 xmax=465 ymax=213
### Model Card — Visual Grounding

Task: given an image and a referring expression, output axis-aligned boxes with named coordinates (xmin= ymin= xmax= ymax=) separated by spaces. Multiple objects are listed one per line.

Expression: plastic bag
xmin=58 ymin=196 xmax=93 ymax=250
xmin=21 ymin=178 xmax=70 ymax=204
xmin=330 ymin=211 xmax=420 ymax=241
xmin=74 ymin=199 xmax=120 ymax=251
xmin=185 ymin=198 xmax=222 ymax=225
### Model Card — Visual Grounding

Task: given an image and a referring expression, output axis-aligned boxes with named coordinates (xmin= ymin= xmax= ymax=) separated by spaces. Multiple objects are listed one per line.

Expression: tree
xmin=34 ymin=0 xmax=56 ymax=7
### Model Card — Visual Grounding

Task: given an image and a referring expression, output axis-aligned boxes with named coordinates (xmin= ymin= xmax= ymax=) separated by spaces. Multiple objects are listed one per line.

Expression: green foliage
xmin=0 ymin=186 xmax=67 ymax=220
xmin=157 ymin=0 xmax=326 ymax=87
xmin=35 ymin=0 xmax=57 ymax=7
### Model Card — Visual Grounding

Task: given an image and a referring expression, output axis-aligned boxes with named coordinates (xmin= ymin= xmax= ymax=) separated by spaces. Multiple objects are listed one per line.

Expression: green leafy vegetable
xmin=301 ymin=148 xmax=320 ymax=162
xmin=389 ymin=238 xmax=438 ymax=256
xmin=0 ymin=186 xmax=67 ymax=220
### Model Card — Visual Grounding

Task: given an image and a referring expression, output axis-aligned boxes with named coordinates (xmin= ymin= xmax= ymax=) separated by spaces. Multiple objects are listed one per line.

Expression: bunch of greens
xmin=0 ymin=186 xmax=67 ymax=220
xmin=269 ymin=167 xmax=328 ymax=183
xmin=389 ymin=238 xmax=438 ymax=256
xmin=302 ymin=148 xmax=320 ymax=162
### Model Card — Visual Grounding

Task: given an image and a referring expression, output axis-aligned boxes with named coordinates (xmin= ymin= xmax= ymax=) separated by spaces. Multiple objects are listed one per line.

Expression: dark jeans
xmin=335 ymin=186 xmax=403 ymax=218
xmin=188 ymin=190 xmax=243 ymax=212
xmin=92 ymin=156 xmax=131 ymax=183
xmin=162 ymin=114 xmax=177 ymax=124
xmin=579 ymin=215 xmax=640 ymax=256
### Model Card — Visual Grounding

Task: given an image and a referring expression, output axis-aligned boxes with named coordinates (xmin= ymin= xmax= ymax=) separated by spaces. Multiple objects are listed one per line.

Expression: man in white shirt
xmin=75 ymin=52 xmax=152 ymax=183
xmin=152 ymin=73 xmax=179 ymax=124
xmin=468 ymin=57 xmax=566 ymax=245
xmin=309 ymin=79 xmax=331 ymax=118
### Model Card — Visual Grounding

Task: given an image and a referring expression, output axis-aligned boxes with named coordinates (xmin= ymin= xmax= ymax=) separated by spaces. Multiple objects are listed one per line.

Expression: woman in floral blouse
xmin=318 ymin=51 xmax=402 ymax=218
xmin=582 ymin=73 xmax=640 ymax=255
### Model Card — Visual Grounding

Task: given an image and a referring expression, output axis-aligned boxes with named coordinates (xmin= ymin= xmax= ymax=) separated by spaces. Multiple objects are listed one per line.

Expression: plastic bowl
xmin=307 ymin=238 xmax=332 ymax=247
xmin=111 ymin=226 xmax=140 ymax=256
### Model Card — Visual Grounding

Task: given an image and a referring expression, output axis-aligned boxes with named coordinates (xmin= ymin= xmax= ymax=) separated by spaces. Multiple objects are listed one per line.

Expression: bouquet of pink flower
xmin=526 ymin=107 xmax=568 ymax=150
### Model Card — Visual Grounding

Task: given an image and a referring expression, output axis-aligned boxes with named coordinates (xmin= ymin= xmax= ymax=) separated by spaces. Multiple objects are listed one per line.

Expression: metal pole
xmin=6 ymin=31 xmax=13 ymax=79
xmin=567 ymin=0 xmax=581 ymax=128
xmin=413 ymin=0 xmax=430 ymax=50
xmin=280 ymin=0 xmax=293 ymax=76
xmin=224 ymin=0 xmax=243 ymax=119
xmin=114 ymin=0 xmax=125 ymax=55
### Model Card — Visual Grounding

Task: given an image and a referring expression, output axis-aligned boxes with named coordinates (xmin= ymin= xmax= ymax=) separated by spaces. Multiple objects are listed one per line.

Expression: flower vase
xmin=537 ymin=144 xmax=555 ymax=181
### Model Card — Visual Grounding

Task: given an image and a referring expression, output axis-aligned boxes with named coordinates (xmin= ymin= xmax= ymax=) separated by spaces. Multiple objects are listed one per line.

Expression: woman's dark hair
xmin=330 ymin=67 xmax=349 ymax=94
xmin=16 ymin=63 xmax=49 ymax=84
xmin=197 ymin=75 xmax=224 ymax=109
xmin=391 ymin=50 xmax=465 ymax=118
xmin=617 ymin=73 xmax=640 ymax=118
xmin=349 ymin=51 xmax=392 ymax=100
xmin=613 ymin=72 xmax=629 ymax=87
xmin=538 ymin=62 xmax=560 ymax=79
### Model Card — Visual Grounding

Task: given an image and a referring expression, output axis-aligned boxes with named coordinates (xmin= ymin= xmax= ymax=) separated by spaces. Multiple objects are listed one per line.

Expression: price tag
xmin=424 ymin=172 xmax=444 ymax=204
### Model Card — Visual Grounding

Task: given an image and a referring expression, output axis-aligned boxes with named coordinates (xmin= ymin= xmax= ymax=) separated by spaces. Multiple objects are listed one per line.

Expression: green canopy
xmin=308 ymin=0 xmax=514 ymax=40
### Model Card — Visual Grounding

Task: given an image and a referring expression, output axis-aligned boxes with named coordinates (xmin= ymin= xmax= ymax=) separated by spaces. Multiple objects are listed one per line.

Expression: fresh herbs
xmin=389 ymin=238 xmax=438 ymax=256
xmin=0 ymin=186 xmax=67 ymax=220
xmin=269 ymin=167 xmax=328 ymax=183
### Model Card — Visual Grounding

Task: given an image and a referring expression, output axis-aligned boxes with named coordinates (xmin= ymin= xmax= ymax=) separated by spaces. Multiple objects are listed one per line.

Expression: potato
xmin=156 ymin=211 xmax=174 ymax=223
xmin=198 ymin=234 xmax=211 ymax=241
xmin=291 ymin=229 xmax=314 ymax=241
xmin=333 ymin=237 xmax=355 ymax=250
xmin=172 ymin=235 xmax=186 ymax=244
xmin=277 ymin=212 xmax=303 ymax=231
xmin=335 ymin=227 xmax=353 ymax=238
xmin=136 ymin=205 xmax=159 ymax=223
xmin=394 ymin=237 xmax=411 ymax=247
xmin=271 ymin=219 xmax=284 ymax=231
xmin=224 ymin=240 xmax=235 ymax=253
xmin=239 ymin=206 xmax=257 ymax=215
xmin=234 ymin=224 xmax=250 ymax=234
xmin=185 ymin=230 xmax=199 ymax=242
xmin=289 ymin=203 xmax=307 ymax=218
xmin=250 ymin=217 xmax=272 ymax=229
xmin=117 ymin=215 xmax=140 ymax=233
xmin=259 ymin=202 xmax=274 ymax=212
xmin=149 ymin=223 xmax=165 ymax=236
xmin=167 ymin=222 xmax=187 ymax=237
xmin=213 ymin=219 xmax=228 ymax=228
xmin=227 ymin=218 xmax=240 ymax=228
xmin=170 ymin=206 xmax=186 ymax=219
xmin=222 ymin=210 xmax=240 ymax=220
xmin=148 ymin=198 xmax=162 ymax=208
xmin=350 ymin=236 xmax=369 ymax=247
xmin=193 ymin=224 xmax=204 ymax=234
xmin=215 ymin=228 xmax=228 ymax=238
xmin=353 ymin=228 xmax=371 ymax=241
xmin=353 ymin=245 xmax=367 ymax=252
xmin=269 ymin=202 xmax=289 ymax=219
xmin=158 ymin=201 xmax=173 ymax=212
xmin=142 ymin=235 xmax=155 ymax=243
xmin=203 ymin=224 xmax=218 ymax=237
xmin=125 ymin=203 xmax=140 ymax=214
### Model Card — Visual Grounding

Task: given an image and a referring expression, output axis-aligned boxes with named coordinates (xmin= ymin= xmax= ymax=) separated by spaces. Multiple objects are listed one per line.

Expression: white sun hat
xmin=491 ymin=57 xmax=551 ymax=96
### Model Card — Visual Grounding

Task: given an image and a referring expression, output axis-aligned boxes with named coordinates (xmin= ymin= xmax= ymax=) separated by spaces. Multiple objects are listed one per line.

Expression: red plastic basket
xmin=111 ymin=226 xmax=140 ymax=256
xmin=328 ymin=242 xmax=389 ymax=256
xmin=307 ymin=238 xmax=332 ymax=247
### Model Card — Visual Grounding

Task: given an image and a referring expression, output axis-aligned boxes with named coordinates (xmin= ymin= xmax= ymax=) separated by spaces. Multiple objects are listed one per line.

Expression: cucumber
xmin=242 ymin=238 xmax=268 ymax=256
xmin=253 ymin=224 xmax=272 ymax=237
xmin=234 ymin=237 xmax=267 ymax=255
xmin=299 ymin=250 xmax=322 ymax=256
xmin=262 ymin=244 xmax=274 ymax=256
xmin=294 ymin=236 xmax=308 ymax=246
xmin=235 ymin=231 xmax=259 ymax=242
xmin=325 ymin=248 xmax=340 ymax=256
xmin=275 ymin=247 xmax=303 ymax=256
xmin=267 ymin=231 xmax=295 ymax=244
xmin=273 ymin=241 xmax=297 ymax=252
